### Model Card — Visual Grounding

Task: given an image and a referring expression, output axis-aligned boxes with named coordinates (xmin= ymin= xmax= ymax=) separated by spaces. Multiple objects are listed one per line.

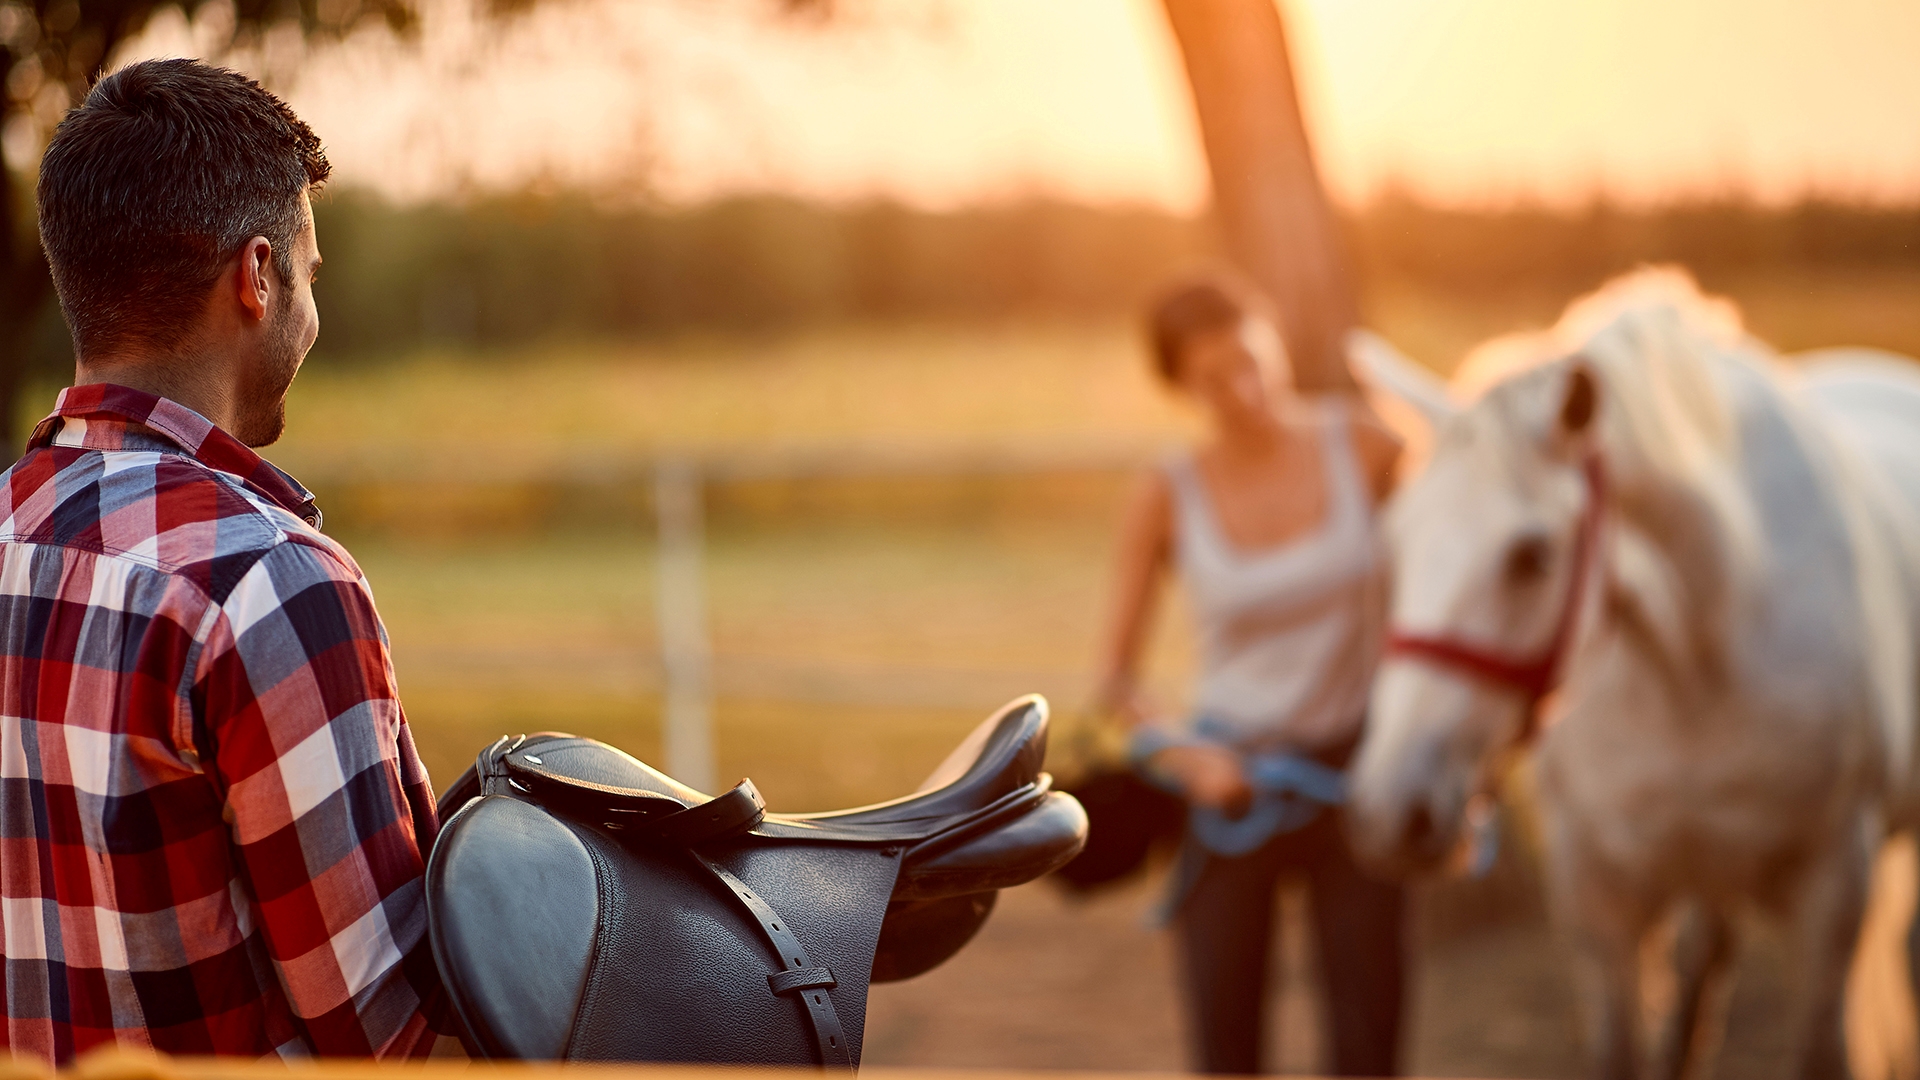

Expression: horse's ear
xmin=1347 ymin=328 xmax=1455 ymax=429
xmin=1560 ymin=361 xmax=1598 ymax=434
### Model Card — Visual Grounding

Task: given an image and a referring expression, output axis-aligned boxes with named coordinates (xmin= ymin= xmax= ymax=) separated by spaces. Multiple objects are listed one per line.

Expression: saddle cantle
xmin=425 ymin=694 xmax=1086 ymax=1067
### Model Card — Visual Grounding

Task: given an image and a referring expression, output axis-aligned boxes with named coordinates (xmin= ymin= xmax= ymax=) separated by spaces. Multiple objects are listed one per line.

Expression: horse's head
xmin=1345 ymin=270 xmax=1754 ymax=876
xmin=1347 ymin=358 xmax=1604 ymax=875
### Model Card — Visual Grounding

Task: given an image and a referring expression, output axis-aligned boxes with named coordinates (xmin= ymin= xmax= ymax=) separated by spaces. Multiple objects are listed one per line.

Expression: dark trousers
xmin=1176 ymin=808 xmax=1405 ymax=1076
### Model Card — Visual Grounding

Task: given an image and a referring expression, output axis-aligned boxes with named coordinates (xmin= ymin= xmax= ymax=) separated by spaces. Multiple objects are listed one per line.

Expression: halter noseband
xmin=1384 ymin=454 xmax=1607 ymax=746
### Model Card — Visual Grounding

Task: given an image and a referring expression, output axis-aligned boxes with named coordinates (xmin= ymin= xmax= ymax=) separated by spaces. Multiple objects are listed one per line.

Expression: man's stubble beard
xmin=233 ymin=292 xmax=305 ymax=448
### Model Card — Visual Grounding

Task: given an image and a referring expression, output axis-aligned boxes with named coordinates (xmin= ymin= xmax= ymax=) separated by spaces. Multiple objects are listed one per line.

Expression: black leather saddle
xmin=426 ymin=694 xmax=1086 ymax=1068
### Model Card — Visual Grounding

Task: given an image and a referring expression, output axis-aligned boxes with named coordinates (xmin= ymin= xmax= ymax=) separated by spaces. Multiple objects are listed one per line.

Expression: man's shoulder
xmin=0 ymin=444 xmax=353 ymax=605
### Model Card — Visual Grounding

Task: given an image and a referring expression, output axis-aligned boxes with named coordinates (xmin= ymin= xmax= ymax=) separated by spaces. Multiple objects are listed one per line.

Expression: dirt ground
xmin=863 ymin=841 xmax=1919 ymax=1079
xmin=862 ymin=873 xmax=1584 ymax=1077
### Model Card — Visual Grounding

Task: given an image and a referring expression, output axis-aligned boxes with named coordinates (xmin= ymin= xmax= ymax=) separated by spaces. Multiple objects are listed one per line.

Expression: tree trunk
xmin=1161 ymin=0 xmax=1358 ymax=394
xmin=0 ymin=45 xmax=42 ymax=461
xmin=0 ymin=153 xmax=50 ymax=463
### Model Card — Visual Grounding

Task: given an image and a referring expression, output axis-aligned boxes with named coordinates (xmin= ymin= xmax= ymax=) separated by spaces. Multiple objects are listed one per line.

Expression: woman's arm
xmin=1098 ymin=469 xmax=1254 ymax=814
xmin=1094 ymin=470 xmax=1174 ymax=726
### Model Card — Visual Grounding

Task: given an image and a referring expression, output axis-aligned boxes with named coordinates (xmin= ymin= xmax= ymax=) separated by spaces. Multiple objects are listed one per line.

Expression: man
xmin=0 ymin=59 xmax=447 ymax=1061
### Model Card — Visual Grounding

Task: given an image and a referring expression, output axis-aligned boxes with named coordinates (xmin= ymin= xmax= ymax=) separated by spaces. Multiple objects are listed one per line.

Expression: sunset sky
xmin=127 ymin=0 xmax=1920 ymax=209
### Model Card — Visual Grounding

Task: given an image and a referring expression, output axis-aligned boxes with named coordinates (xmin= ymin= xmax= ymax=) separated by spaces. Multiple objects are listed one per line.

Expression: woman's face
xmin=1172 ymin=316 xmax=1294 ymax=428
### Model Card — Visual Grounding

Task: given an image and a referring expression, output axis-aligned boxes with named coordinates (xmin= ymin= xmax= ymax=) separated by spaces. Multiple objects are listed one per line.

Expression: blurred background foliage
xmin=19 ymin=190 xmax=1919 ymax=376
xmin=309 ymin=192 xmax=1207 ymax=352
xmin=309 ymin=192 xmax=1920 ymax=358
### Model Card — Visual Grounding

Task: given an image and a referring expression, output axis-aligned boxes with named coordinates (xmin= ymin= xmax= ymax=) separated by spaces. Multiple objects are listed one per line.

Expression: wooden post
xmin=1160 ymin=0 xmax=1360 ymax=394
xmin=654 ymin=459 xmax=715 ymax=792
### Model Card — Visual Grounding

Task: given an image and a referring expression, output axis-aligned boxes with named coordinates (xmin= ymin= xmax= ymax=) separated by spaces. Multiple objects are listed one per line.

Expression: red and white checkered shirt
xmin=0 ymin=384 xmax=447 ymax=1062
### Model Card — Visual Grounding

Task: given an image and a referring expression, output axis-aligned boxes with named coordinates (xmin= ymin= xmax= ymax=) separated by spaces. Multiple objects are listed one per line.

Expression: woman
xmin=1096 ymin=274 xmax=1405 ymax=1076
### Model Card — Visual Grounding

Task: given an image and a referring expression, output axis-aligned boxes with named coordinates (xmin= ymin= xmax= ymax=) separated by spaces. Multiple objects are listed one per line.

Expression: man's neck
xmin=74 ymin=351 xmax=239 ymax=435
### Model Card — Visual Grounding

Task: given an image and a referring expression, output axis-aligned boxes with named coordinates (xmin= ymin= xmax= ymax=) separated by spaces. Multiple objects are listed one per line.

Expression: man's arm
xmin=194 ymin=537 xmax=447 ymax=1057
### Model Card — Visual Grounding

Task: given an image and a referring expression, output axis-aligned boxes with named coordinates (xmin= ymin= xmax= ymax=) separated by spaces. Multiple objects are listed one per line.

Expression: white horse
xmin=1344 ymin=270 xmax=1920 ymax=1080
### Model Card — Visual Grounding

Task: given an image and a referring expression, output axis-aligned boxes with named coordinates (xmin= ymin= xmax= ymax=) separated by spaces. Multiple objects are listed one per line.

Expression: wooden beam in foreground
xmin=0 ymin=1052 xmax=1228 ymax=1080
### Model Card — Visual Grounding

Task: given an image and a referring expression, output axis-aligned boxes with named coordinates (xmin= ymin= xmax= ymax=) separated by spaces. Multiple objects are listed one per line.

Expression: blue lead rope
xmin=1195 ymin=752 xmax=1349 ymax=855
xmin=1128 ymin=721 xmax=1348 ymax=857
xmin=1127 ymin=719 xmax=1502 ymax=924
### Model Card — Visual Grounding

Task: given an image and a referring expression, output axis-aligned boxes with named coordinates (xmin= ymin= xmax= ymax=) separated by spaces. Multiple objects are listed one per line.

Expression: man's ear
xmin=237 ymin=236 xmax=273 ymax=321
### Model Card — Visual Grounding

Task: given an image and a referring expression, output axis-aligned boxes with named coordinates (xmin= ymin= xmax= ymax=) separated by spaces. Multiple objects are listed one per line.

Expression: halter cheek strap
xmin=1385 ymin=454 xmax=1608 ymax=746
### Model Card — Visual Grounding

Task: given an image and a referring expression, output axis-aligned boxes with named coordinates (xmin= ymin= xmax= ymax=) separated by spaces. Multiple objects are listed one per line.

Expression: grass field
xmin=269 ymin=318 xmax=1204 ymax=804
xmin=242 ymin=268 xmax=1920 ymax=805
xmin=356 ymin=522 xmax=1197 ymax=807
xmin=16 ymin=268 xmax=1904 ymax=805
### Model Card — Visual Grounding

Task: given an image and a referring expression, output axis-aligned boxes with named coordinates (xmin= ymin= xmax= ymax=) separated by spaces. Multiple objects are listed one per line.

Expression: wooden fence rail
xmin=284 ymin=442 xmax=1165 ymax=795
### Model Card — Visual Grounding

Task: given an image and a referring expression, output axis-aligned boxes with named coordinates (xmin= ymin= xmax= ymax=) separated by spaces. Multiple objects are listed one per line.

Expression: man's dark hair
xmin=1144 ymin=271 xmax=1271 ymax=384
xmin=37 ymin=58 xmax=329 ymax=360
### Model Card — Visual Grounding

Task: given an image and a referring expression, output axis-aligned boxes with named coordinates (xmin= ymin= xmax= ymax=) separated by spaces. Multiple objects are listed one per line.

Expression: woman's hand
xmin=1149 ymin=744 xmax=1254 ymax=818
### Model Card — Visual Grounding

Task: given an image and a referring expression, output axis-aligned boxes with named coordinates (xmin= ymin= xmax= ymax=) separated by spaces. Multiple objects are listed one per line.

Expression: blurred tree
xmin=0 ymin=0 xmax=828 ymax=457
xmin=1161 ymin=0 xmax=1359 ymax=394
xmin=0 ymin=0 xmax=417 ymax=455
xmin=0 ymin=0 xmax=1352 ymax=450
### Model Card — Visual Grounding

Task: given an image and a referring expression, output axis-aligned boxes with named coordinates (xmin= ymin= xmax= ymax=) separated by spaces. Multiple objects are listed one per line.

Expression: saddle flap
xmin=870 ymin=893 xmax=997 ymax=984
xmin=428 ymin=795 xmax=602 ymax=1059
xmin=560 ymin=838 xmax=902 ymax=1066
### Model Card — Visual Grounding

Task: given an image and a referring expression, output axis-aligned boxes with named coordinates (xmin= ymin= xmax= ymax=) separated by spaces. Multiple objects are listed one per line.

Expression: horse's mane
xmin=1460 ymin=268 xmax=1750 ymax=472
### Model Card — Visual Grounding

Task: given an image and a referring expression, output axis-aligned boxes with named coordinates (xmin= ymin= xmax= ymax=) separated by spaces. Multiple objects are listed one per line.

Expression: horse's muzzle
xmin=1350 ymin=791 xmax=1459 ymax=878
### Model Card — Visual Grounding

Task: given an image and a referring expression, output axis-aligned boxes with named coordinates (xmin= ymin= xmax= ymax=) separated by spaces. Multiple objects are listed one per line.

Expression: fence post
xmin=654 ymin=458 xmax=715 ymax=792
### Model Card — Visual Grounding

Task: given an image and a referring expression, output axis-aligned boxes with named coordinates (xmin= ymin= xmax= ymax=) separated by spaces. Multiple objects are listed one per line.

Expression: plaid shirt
xmin=0 ymin=384 xmax=446 ymax=1062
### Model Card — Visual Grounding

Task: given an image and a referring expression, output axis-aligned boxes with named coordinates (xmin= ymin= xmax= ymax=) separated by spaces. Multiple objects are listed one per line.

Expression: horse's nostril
xmin=1404 ymin=803 xmax=1436 ymax=853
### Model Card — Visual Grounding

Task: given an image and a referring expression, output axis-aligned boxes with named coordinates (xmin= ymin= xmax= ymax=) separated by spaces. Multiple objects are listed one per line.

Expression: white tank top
xmin=1166 ymin=399 xmax=1387 ymax=751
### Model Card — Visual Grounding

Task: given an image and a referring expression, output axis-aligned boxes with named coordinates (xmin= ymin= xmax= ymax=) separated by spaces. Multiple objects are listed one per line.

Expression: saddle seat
xmin=427 ymin=695 xmax=1086 ymax=1067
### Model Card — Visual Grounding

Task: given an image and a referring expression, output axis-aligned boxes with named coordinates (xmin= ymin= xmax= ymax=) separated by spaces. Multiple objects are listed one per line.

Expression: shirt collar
xmin=29 ymin=383 xmax=323 ymax=529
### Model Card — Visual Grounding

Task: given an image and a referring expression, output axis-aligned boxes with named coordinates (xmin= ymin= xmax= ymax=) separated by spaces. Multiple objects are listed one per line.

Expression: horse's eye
xmin=1504 ymin=534 xmax=1552 ymax=584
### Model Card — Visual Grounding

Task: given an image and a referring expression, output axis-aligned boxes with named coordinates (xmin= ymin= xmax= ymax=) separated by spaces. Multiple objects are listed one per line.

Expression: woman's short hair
xmin=1145 ymin=272 xmax=1271 ymax=384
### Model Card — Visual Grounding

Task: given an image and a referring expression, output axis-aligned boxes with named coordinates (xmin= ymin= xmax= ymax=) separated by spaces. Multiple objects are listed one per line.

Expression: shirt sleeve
xmin=193 ymin=537 xmax=449 ymax=1057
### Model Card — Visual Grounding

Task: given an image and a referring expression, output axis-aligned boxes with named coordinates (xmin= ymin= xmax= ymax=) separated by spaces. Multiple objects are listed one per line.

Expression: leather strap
xmin=643 ymin=781 xmax=767 ymax=845
xmin=696 ymin=854 xmax=854 ymax=1072
xmin=542 ymin=777 xmax=767 ymax=845
xmin=768 ymin=967 xmax=837 ymax=995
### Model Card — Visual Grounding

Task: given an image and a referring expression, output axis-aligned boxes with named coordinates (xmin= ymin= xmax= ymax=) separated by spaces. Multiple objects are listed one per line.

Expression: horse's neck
xmin=1581 ymin=365 xmax=1906 ymax=745
xmin=1591 ymin=466 xmax=1748 ymax=703
xmin=1571 ymin=359 xmax=1794 ymax=710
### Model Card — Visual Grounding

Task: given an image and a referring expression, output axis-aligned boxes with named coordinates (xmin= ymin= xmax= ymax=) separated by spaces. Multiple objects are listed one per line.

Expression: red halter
xmin=1384 ymin=455 xmax=1608 ymax=745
